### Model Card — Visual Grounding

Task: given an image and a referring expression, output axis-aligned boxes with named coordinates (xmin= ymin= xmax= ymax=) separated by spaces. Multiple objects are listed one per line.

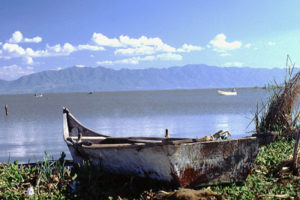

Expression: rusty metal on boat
xmin=63 ymin=108 xmax=260 ymax=187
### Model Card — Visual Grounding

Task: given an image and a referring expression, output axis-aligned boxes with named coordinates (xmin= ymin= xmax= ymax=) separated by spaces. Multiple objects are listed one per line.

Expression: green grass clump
xmin=0 ymin=152 xmax=157 ymax=200
xmin=0 ymin=152 xmax=75 ymax=200
xmin=207 ymin=138 xmax=300 ymax=199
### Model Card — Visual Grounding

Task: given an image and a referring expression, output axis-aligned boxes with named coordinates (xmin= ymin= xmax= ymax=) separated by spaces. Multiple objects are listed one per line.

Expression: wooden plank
xmin=71 ymin=137 xmax=211 ymax=144
xmin=70 ymin=136 xmax=107 ymax=140
xmin=165 ymin=137 xmax=213 ymax=144
xmin=70 ymin=137 xmax=164 ymax=144
xmin=127 ymin=137 xmax=190 ymax=141
xmin=83 ymin=143 xmax=146 ymax=148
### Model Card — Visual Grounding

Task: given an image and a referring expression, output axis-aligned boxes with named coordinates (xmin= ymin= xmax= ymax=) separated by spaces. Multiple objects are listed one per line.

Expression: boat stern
xmin=168 ymin=137 xmax=259 ymax=187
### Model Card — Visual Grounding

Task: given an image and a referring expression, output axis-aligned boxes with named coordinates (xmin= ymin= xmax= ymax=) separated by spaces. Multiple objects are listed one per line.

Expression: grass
xmin=0 ymin=152 xmax=75 ymax=200
xmin=0 ymin=151 xmax=161 ymax=199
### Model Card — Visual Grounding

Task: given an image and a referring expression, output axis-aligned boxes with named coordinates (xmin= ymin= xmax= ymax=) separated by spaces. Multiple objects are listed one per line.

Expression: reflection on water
xmin=0 ymin=88 xmax=267 ymax=163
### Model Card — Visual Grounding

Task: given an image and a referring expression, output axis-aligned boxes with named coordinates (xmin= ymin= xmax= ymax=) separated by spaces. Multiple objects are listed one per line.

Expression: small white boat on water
xmin=34 ymin=93 xmax=43 ymax=98
xmin=217 ymin=88 xmax=237 ymax=96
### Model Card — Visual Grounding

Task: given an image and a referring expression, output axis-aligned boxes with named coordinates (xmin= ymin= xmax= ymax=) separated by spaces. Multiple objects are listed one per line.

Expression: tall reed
xmin=255 ymin=55 xmax=300 ymax=136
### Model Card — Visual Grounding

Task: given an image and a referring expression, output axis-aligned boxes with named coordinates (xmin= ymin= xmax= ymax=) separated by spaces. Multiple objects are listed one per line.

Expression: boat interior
xmin=63 ymin=108 xmax=250 ymax=148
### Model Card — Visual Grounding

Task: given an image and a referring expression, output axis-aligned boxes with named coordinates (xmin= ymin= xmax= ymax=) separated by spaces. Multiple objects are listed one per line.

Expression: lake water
xmin=0 ymin=88 xmax=268 ymax=163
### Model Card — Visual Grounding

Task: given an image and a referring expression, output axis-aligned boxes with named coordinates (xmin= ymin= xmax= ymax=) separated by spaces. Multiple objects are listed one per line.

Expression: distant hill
xmin=0 ymin=64 xmax=292 ymax=94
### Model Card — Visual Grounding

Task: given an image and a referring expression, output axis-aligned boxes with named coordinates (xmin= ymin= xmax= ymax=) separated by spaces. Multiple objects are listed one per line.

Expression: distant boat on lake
xmin=217 ymin=88 xmax=237 ymax=96
xmin=34 ymin=93 xmax=43 ymax=97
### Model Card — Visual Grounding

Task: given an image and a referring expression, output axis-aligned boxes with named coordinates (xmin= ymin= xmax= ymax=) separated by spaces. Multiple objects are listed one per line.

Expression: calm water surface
xmin=0 ymin=88 xmax=267 ymax=163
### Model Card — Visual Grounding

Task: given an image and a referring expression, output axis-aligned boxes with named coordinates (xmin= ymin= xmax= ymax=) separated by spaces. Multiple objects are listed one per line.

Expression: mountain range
xmin=0 ymin=64 xmax=292 ymax=94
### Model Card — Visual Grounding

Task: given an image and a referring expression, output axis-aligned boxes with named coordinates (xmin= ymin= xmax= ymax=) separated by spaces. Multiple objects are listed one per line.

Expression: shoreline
xmin=0 ymin=86 xmax=265 ymax=96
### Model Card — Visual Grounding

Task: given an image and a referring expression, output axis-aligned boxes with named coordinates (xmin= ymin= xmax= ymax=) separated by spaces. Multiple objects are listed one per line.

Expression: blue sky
xmin=1 ymin=0 xmax=300 ymax=80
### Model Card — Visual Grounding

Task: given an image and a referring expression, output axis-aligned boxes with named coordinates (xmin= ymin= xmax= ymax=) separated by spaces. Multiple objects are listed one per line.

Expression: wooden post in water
xmin=165 ymin=129 xmax=169 ymax=138
xmin=4 ymin=104 xmax=8 ymax=116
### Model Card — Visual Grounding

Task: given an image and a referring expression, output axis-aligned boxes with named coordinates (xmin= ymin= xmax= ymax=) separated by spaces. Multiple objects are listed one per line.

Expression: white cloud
xmin=177 ymin=44 xmax=203 ymax=52
xmin=140 ymin=55 xmax=156 ymax=61
xmin=1 ymin=31 xmax=204 ymax=66
xmin=115 ymin=46 xmax=156 ymax=55
xmin=24 ymin=36 xmax=42 ymax=43
xmin=119 ymin=35 xmax=166 ymax=47
xmin=25 ymin=47 xmax=38 ymax=57
xmin=46 ymin=44 xmax=61 ymax=53
xmin=220 ymin=53 xmax=230 ymax=57
xmin=24 ymin=57 xmax=33 ymax=65
xmin=157 ymin=53 xmax=182 ymax=61
xmin=91 ymin=33 xmax=178 ymax=56
xmin=97 ymin=57 xmax=139 ymax=65
xmin=223 ymin=62 xmax=244 ymax=67
xmin=75 ymin=64 xmax=85 ymax=68
xmin=43 ymin=43 xmax=104 ymax=56
xmin=209 ymin=33 xmax=242 ymax=52
xmin=268 ymin=42 xmax=276 ymax=46
xmin=58 ymin=43 xmax=76 ymax=55
xmin=9 ymin=31 xmax=23 ymax=43
xmin=31 ymin=43 xmax=76 ymax=57
xmin=8 ymin=31 xmax=42 ymax=43
xmin=156 ymin=43 xmax=176 ymax=53
xmin=77 ymin=44 xmax=105 ymax=51
xmin=92 ymin=33 xmax=122 ymax=47
xmin=63 ymin=43 xmax=76 ymax=53
xmin=119 ymin=57 xmax=139 ymax=64
xmin=96 ymin=60 xmax=114 ymax=65
xmin=2 ymin=43 xmax=26 ymax=57
xmin=119 ymin=35 xmax=141 ymax=47
xmin=245 ymin=43 xmax=252 ymax=48
xmin=0 ymin=41 xmax=105 ymax=62
xmin=114 ymin=35 xmax=176 ymax=55
xmin=97 ymin=53 xmax=182 ymax=66
xmin=0 ymin=64 xmax=33 ymax=80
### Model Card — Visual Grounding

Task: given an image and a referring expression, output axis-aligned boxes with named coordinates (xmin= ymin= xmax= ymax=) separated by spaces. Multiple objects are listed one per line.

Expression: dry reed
xmin=256 ymin=55 xmax=300 ymax=136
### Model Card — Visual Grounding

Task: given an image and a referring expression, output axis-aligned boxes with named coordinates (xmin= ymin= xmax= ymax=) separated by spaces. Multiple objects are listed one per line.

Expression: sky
xmin=1 ymin=0 xmax=300 ymax=80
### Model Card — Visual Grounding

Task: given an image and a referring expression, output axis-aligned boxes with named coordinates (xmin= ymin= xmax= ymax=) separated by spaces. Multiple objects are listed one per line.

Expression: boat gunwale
xmin=63 ymin=107 xmax=258 ymax=149
xmin=80 ymin=141 xmax=258 ymax=150
xmin=68 ymin=136 xmax=258 ymax=149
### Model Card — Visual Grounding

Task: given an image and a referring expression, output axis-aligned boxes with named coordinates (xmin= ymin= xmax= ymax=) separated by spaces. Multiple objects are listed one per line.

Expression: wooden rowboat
xmin=63 ymin=108 xmax=260 ymax=187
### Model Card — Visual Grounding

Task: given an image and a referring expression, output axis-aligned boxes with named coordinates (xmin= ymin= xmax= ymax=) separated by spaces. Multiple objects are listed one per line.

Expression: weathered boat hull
xmin=63 ymin=108 xmax=259 ymax=187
